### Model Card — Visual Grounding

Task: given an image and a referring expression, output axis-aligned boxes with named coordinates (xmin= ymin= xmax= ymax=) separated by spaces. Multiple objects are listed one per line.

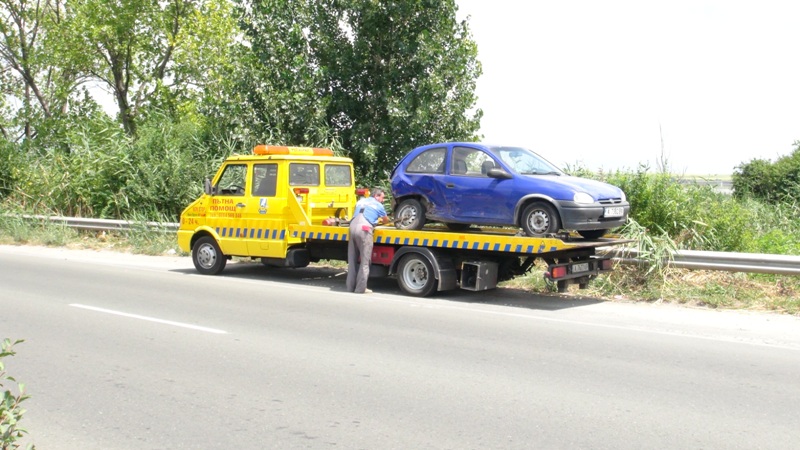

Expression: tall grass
xmin=570 ymin=163 xmax=800 ymax=255
xmin=1 ymin=112 xmax=237 ymax=221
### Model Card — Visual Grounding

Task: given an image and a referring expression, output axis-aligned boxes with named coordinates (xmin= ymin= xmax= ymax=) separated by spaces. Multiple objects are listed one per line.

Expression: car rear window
xmin=406 ymin=148 xmax=446 ymax=173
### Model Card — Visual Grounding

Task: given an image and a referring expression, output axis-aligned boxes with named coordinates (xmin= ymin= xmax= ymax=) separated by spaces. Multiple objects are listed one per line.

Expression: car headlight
xmin=573 ymin=192 xmax=594 ymax=204
xmin=620 ymin=191 xmax=626 ymax=202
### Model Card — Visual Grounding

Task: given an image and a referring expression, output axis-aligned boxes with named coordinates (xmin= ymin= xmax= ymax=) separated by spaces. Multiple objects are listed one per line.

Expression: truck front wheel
xmin=397 ymin=253 xmax=437 ymax=297
xmin=193 ymin=236 xmax=227 ymax=275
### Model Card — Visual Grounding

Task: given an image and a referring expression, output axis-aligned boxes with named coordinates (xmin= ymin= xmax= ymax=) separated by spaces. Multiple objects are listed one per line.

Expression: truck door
xmin=207 ymin=163 xmax=249 ymax=256
xmin=244 ymin=163 xmax=290 ymax=257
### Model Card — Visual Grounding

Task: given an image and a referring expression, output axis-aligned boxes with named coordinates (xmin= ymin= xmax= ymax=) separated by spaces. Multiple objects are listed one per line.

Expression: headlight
xmin=620 ymin=191 xmax=626 ymax=202
xmin=573 ymin=192 xmax=594 ymax=204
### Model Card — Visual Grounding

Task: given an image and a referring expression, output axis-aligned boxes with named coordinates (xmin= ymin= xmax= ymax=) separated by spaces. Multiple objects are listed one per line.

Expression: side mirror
xmin=487 ymin=168 xmax=513 ymax=179
xmin=204 ymin=178 xmax=213 ymax=195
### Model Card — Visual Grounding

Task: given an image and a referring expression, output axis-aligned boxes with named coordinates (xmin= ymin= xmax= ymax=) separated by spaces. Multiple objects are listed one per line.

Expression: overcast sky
xmin=455 ymin=0 xmax=800 ymax=175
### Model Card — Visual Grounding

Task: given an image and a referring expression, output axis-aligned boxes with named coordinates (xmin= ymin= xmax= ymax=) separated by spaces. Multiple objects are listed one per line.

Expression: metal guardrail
xmin=603 ymin=248 xmax=800 ymax=276
xmin=8 ymin=215 xmax=800 ymax=275
xmin=17 ymin=215 xmax=180 ymax=232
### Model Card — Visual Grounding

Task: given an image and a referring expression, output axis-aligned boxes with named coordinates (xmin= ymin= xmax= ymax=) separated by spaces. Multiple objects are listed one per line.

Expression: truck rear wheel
xmin=396 ymin=253 xmax=437 ymax=297
xmin=193 ymin=236 xmax=227 ymax=275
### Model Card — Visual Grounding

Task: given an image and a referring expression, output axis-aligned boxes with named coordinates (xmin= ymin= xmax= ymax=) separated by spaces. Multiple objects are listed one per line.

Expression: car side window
xmin=252 ymin=163 xmax=278 ymax=197
xmin=452 ymin=146 xmax=495 ymax=177
xmin=406 ymin=148 xmax=446 ymax=173
xmin=215 ymin=164 xmax=247 ymax=195
xmin=289 ymin=163 xmax=320 ymax=186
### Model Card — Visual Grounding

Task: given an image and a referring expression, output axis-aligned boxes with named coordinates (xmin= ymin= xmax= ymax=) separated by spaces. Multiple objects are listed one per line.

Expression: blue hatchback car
xmin=389 ymin=142 xmax=630 ymax=239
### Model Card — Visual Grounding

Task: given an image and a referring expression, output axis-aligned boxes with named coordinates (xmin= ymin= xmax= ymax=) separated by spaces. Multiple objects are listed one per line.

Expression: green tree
xmin=312 ymin=0 xmax=483 ymax=183
xmin=0 ymin=0 xmax=84 ymax=143
xmin=235 ymin=0 xmax=482 ymax=184
xmin=225 ymin=0 xmax=332 ymax=149
xmin=61 ymin=0 xmax=206 ymax=136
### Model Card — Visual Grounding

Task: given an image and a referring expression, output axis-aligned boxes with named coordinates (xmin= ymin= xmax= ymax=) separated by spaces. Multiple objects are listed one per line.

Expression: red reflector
xmin=551 ymin=266 xmax=567 ymax=279
xmin=371 ymin=245 xmax=394 ymax=265
xmin=601 ymin=259 xmax=613 ymax=270
xmin=293 ymin=188 xmax=309 ymax=194
xmin=355 ymin=188 xmax=369 ymax=197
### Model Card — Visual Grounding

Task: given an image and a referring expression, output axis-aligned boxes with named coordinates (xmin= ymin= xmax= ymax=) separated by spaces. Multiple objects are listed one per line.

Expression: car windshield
xmin=490 ymin=146 xmax=563 ymax=175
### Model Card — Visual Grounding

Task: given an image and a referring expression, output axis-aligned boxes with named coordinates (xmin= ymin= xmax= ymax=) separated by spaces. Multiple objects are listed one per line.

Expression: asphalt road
xmin=1 ymin=245 xmax=799 ymax=449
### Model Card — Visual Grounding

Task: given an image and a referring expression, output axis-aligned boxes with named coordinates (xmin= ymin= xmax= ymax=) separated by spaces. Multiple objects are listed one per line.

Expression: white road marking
xmin=70 ymin=303 xmax=228 ymax=334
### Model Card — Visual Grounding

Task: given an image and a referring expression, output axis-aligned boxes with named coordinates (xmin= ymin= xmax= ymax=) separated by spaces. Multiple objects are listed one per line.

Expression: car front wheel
xmin=521 ymin=202 xmax=561 ymax=236
xmin=394 ymin=199 xmax=426 ymax=230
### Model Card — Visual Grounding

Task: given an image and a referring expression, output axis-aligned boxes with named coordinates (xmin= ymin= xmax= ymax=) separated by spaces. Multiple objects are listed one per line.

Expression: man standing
xmin=346 ymin=187 xmax=389 ymax=293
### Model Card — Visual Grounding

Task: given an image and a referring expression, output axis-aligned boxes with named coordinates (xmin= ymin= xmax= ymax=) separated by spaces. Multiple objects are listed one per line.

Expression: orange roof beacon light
xmin=253 ymin=145 xmax=334 ymax=156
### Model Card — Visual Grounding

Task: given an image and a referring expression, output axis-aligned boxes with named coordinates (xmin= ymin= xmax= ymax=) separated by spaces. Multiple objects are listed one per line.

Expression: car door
xmin=438 ymin=145 xmax=514 ymax=224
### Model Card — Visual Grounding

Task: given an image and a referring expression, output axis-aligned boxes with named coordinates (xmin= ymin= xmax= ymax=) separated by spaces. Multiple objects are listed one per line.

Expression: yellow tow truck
xmin=177 ymin=145 xmax=629 ymax=296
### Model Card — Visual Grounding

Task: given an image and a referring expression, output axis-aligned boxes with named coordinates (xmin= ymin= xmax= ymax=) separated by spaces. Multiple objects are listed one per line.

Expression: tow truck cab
xmin=177 ymin=145 xmax=359 ymax=272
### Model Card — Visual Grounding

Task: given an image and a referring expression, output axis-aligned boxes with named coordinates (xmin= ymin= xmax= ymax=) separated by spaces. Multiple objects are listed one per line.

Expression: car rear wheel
xmin=394 ymin=199 xmax=426 ymax=230
xmin=521 ymin=202 xmax=561 ymax=236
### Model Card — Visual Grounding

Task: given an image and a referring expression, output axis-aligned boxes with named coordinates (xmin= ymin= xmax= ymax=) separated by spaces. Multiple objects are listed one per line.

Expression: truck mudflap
xmin=544 ymin=256 xmax=614 ymax=292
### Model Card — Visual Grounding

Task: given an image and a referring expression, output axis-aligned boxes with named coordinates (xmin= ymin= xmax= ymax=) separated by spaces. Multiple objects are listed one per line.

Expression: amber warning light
xmin=254 ymin=145 xmax=334 ymax=156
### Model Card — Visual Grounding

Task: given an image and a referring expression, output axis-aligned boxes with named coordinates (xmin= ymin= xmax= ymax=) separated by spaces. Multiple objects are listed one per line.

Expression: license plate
xmin=572 ymin=262 xmax=589 ymax=273
xmin=604 ymin=206 xmax=624 ymax=217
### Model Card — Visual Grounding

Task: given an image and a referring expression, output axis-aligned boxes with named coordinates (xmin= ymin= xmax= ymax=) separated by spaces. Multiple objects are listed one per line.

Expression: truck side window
xmin=289 ymin=163 xmax=320 ymax=186
xmin=215 ymin=164 xmax=247 ymax=196
xmin=252 ymin=163 xmax=278 ymax=196
xmin=406 ymin=147 xmax=445 ymax=173
xmin=325 ymin=164 xmax=352 ymax=187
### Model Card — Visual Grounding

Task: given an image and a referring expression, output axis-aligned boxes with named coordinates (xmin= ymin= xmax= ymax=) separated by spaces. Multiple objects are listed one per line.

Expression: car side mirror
xmin=204 ymin=177 xmax=213 ymax=195
xmin=487 ymin=168 xmax=513 ymax=179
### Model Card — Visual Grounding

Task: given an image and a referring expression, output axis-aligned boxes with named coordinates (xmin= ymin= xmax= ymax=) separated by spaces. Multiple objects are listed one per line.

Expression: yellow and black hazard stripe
xmin=216 ymin=226 xmax=286 ymax=240
xmin=291 ymin=228 xmax=349 ymax=241
xmin=290 ymin=224 xmax=585 ymax=255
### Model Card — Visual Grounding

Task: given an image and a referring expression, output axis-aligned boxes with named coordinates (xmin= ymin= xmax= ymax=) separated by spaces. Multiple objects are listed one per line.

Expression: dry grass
xmin=565 ymin=265 xmax=799 ymax=315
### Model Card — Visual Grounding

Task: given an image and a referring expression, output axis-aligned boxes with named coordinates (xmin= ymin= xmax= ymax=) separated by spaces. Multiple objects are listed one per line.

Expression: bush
xmin=0 ymin=140 xmax=17 ymax=201
xmin=0 ymin=339 xmax=34 ymax=450
xmin=733 ymin=141 xmax=800 ymax=203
